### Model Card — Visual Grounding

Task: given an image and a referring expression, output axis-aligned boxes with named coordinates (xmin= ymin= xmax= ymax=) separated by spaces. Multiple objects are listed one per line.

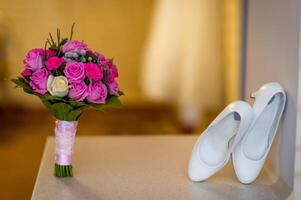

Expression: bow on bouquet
xmin=11 ymin=24 xmax=123 ymax=177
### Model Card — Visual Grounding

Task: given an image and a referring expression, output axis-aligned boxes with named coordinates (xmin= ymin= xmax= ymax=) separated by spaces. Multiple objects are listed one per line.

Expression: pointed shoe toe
xmin=188 ymin=101 xmax=253 ymax=182
xmin=232 ymin=143 xmax=263 ymax=184
xmin=188 ymin=150 xmax=217 ymax=182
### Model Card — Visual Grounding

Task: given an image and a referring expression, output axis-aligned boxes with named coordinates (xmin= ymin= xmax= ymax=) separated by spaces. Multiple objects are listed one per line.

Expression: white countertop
xmin=32 ymin=136 xmax=292 ymax=200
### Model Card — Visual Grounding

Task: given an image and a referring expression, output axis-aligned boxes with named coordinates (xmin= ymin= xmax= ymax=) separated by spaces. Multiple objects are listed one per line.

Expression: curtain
xmin=141 ymin=0 xmax=224 ymax=126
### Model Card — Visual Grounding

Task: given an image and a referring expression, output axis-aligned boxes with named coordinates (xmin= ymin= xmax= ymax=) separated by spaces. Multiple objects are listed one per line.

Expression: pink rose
xmin=68 ymin=81 xmax=88 ymax=101
xmin=108 ymin=80 xmax=119 ymax=96
xmin=61 ymin=40 xmax=89 ymax=53
xmin=94 ymin=51 xmax=107 ymax=66
xmin=84 ymin=63 xmax=103 ymax=81
xmin=21 ymin=69 xmax=31 ymax=77
xmin=64 ymin=61 xmax=85 ymax=83
xmin=23 ymin=48 xmax=45 ymax=71
xmin=86 ymin=81 xmax=107 ymax=104
xmin=45 ymin=56 xmax=64 ymax=70
xmin=29 ymin=68 xmax=49 ymax=94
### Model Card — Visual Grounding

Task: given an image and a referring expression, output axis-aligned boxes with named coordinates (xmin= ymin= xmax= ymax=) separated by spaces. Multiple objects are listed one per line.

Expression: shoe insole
xmin=198 ymin=113 xmax=240 ymax=166
xmin=244 ymin=93 xmax=282 ymax=160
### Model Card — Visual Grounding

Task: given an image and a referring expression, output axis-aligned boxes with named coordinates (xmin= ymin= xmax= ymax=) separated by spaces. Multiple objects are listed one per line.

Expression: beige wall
xmin=222 ymin=0 xmax=241 ymax=103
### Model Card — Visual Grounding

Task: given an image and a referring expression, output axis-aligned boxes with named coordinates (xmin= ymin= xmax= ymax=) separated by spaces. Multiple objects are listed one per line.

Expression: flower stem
xmin=54 ymin=164 xmax=73 ymax=177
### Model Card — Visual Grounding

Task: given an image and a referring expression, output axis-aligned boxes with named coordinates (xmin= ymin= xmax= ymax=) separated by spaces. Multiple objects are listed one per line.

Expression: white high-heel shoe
xmin=188 ymin=101 xmax=253 ymax=182
xmin=232 ymin=82 xmax=286 ymax=184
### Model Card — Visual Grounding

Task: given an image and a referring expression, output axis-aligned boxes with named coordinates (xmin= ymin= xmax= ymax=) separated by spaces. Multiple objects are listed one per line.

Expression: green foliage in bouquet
xmin=11 ymin=77 xmax=123 ymax=121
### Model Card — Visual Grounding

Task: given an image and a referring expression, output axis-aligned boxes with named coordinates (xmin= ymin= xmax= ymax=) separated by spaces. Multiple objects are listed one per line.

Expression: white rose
xmin=47 ymin=75 xmax=69 ymax=97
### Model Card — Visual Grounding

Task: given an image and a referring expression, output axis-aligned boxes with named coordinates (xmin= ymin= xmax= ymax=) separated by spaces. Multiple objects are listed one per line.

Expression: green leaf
xmin=90 ymin=103 xmax=105 ymax=111
xmin=70 ymin=22 xmax=75 ymax=40
xmin=43 ymin=94 xmax=65 ymax=101
xmin=69 ymin=100 xmax=87 ymax=108
xmin=68 ymin=105 xmax=89 ymax=121
xmin=47 ymin=38 xmax=58 ymax=50
xmin=40 ymin=96 xmax=87 ymax=121
xmin=11 ymin=77 xmax=39 ymax=96
xmin=23 ymin=87 xmax=35 ymax=95
xmin=40 ymin=96 xmax=53 ymax=110
xmin=90 ymin=96 xmax=122 ymax=111
xmin=49 ymin=46 xmax=59 ymax=52
xmin=11 ymin=77 xmax=30 ymax=89
xmin=50 ymin=102 xmax=74 ymax=120
xmin=49 ymin=32 xmax=56 ymax=46
xmin=60 ymin=38 xmax=68 ymax=46
xmin=57 ymin=28 xmax=61 ymax=46
xmin=106 ymin=96 xmax=123 ymax=108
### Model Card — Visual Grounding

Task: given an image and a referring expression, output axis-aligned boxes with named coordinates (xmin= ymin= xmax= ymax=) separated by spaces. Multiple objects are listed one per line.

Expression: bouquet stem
xmin=54 ymin=120 xmax=78 ymax=177
xmin=54 ymin=164 xmax=73 ymax=177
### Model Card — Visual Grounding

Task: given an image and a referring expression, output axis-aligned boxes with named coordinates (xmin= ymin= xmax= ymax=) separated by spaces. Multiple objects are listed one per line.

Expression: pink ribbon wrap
xmin=54 ymin=120 xmax=78 ymax=165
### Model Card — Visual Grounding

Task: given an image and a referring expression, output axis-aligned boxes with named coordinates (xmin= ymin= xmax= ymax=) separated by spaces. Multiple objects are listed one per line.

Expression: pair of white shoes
xmin=188 ymin=82 xmax=286 ymax=184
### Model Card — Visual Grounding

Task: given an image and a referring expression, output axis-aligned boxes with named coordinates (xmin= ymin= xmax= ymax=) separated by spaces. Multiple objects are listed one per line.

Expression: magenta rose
xmin=45 ymin=56 xmax=64 ymax=70
xmin=108 ymin=80 xmax=119 ymax=96
xmin=69 ymin=81 xmax=88 ymax=101
xmin=86 ymin=82 xmax=107 ymax=104
xmin=23 ymin=48 xmax=45 ymax=71
xmin=64 ymin=61 xmax=85 ymax=83
xmin=61 ymin=40 xmax=89 ymax=53
xmin=21 ymin=69 xmax=31 ymax=77
xmin=94 ymin=51 xmax=107 ymax=66
xmin=29 ymin=68 xmax=49 ymax=94
xmin=84 ymin=63 xmax=103 ymax=81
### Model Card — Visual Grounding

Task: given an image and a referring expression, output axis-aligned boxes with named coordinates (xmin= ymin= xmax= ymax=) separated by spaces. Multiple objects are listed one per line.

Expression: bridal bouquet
xmin=11 ymin=25 xmax=123 ymax=177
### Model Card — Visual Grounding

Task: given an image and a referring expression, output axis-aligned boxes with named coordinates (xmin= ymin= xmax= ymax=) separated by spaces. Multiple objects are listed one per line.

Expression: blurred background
xmin=0 ymin=0 xmax=242 ymax=199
